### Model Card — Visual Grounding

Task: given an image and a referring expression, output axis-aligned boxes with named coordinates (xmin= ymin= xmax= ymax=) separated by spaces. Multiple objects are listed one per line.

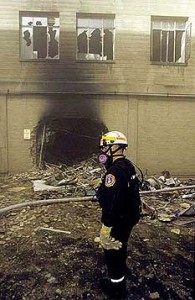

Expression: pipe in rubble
xmin=140 ymin=184 xmax=195 ymax=194
xmin=0 ymin=196 xmax=93 ymax=215
xmin=0 ymin=185 xmax=195 ymax=215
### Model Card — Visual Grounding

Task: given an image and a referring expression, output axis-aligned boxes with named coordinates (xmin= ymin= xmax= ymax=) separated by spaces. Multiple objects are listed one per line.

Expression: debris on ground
xmin=143 ymin=170 xmax=181 ymax=190
xmin=0 ymin=159 xmax=194 ymax=299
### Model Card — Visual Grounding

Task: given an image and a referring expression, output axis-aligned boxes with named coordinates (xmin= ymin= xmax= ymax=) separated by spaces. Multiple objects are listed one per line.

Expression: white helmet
xmin=100 ymin=131 xmax=128 ymax=147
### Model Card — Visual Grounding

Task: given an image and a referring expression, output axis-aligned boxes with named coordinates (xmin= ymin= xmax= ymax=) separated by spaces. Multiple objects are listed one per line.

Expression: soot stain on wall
xmin=35 ymin=95 xmax=107 ymax=166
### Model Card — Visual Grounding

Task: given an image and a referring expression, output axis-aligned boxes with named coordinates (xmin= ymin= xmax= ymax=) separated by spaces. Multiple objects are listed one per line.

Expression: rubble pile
xmin=1 ymin=158 xmax=195 ymax=228
xmin=143 ymin=170 xmax=181 ymax=190
xmin=9 ymin=155 xmax=103 ymax=198
xmin=140 ymin=170 xmax=195 ymax=227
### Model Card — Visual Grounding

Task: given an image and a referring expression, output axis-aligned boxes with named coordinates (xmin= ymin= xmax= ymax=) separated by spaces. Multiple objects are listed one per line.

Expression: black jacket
xmin=97 ymin=157 xmax=141 ymax=227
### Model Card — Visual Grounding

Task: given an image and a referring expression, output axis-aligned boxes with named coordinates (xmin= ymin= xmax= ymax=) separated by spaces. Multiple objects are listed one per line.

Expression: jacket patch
xmin=105 ymin=174 xmax=116 ymax=187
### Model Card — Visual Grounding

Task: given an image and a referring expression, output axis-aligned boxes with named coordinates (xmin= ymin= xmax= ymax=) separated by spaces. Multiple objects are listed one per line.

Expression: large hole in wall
xmin=33 ymin=117 xmax=107 ymax=166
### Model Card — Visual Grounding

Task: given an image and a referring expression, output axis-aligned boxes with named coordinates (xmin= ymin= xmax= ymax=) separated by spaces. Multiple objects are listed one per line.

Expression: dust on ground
xmin=0 ymin=162 xmax=194 ymax=300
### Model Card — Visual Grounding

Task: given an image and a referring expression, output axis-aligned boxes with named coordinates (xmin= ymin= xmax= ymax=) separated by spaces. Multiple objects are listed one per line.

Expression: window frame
xmin=150 ymin=16 xmax=190 ymax=66
xmin=19 ymin=11 xmax=60 ymax=61
xmin=76 ymin=13 xmax=115 ymax=63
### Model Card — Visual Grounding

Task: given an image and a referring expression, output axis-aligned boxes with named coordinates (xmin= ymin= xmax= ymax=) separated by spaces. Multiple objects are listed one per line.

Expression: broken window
xmin=151 ymin=16 xmax=191 ymax=64
xmin=77 ymin=14 xmax=115 ymax=61
xmin=20 ymin=12 xmax=60 ymax=60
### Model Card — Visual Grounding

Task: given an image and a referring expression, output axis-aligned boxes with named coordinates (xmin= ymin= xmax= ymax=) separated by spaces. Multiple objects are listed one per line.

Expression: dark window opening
xmin=33 ymin=26 xmax=47 ymax=58
xmin=20 ymin=11 xmax=59 ymax=60
xmin=151 ymin=16 xmax=190 ymax=64
xmin=152 ymin=29 xmax=161 ymax=61
xmin=77 ymin=14 xmax=115 ymax=61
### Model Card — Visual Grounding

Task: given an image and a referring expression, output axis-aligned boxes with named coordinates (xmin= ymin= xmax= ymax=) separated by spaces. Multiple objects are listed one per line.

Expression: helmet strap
xmin=106 ymin=145 xmax=125 ymax=160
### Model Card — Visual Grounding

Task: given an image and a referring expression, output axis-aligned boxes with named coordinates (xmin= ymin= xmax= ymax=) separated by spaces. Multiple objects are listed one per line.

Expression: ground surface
xmin=0 ymin=167 xmax=194 ymax=300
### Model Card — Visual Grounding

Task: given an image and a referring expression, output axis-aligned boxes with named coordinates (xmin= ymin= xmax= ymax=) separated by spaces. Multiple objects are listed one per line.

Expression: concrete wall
xmin=0 ymin=96 xmax=8 ymax=173
xmin=0 ymin=0 xmax=195 ymax=175
xmin=1 ymin=93 xmax=194 ymax=176
xmin=137 ymin=97 xmax=195 ymax=175
xmin=0 ymin=0 xmax=195 ymax=94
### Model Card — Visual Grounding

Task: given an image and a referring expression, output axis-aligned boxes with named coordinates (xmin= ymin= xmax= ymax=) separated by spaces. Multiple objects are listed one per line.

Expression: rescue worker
xmin=97 ymin=131 xmax=141 ymax=299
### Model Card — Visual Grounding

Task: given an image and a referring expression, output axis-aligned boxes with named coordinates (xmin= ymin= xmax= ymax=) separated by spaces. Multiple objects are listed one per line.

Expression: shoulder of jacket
xmin=107 ymin=164 xmax=117 ymax=172
xmin=116 ymin=158 xmax=134 ymax=170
